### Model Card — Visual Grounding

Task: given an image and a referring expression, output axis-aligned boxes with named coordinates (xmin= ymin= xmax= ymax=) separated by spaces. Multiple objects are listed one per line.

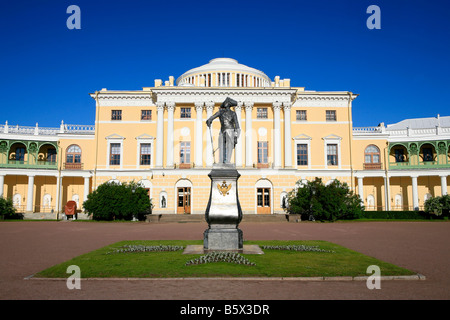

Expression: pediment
xmin=136 ymin=133 xmax=155 ymax=140
xmin=292 ymin=133 xmax=312 ymax=140
xmin=322 ymin=134 xmax=342 ymax=140
xmin=105 ymin=133 xmax=125 ymax=140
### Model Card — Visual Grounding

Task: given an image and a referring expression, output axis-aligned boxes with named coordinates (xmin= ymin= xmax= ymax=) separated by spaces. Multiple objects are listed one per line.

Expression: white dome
xmin=176 ymin=58 xmax=270 ymax=87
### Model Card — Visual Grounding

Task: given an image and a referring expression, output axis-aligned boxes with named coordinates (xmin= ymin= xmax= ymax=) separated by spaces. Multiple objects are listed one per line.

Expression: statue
xmin=206 ymin=97 xmax=240 ymax=164
xmin=203 ymin=97 xmax=244 ymax=252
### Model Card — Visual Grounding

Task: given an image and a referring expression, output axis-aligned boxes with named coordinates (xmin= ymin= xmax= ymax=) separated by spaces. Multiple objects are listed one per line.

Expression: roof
xmin=176 ymin=58 xmax=270 ymax=84
xmin=386 ymin=115 xmax=450 ymax=130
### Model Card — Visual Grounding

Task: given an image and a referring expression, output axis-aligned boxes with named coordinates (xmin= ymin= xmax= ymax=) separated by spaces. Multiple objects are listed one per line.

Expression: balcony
xmin=388 ymin=140 xmax=450 ymax=170
xmin=363 ymin=163 xmax=382 ymax=170
xmin=64 ymin=162 xmax=84 ymax=170
xmin=0 ymin=160 xmax=57 ymax=170
xmin=389 ymin=161 xmax=449 ymax=170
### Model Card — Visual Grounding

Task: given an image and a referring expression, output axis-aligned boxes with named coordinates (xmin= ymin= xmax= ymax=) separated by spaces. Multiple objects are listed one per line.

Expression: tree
xmin=286 ymin=178 xmax=363 ymax=221
xmin=83 ymin=181 xmax=152 ymax=221
xmin=0 ymin=197 xmax=18 ymax=219
xmin=424 ymin=195 xmax=450 ymax=217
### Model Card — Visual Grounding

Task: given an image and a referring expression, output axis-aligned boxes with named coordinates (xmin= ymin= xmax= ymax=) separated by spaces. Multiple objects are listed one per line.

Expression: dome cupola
xmin=176 ymin=58 xmax=271 ymax=87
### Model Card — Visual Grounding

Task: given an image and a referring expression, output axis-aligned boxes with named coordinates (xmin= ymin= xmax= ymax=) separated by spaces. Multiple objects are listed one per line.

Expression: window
xmin=327 ymin=144 xmax=338 ymax=166
xmin=141 ymin=110 xmax=152 ymax=121
xmin=364 ymin=145 xmax=381 ymax=169
xmin=111 ymin=110 xmax=122 ymax=121
xmin=296 ymin=110 xmax=307 ymax=121
xmin=296 ymin=144 xmax=308 ymax=165
xmin=257 ymin=108 xmax=268 ymax=119
xmin=140 ymin=143 xmax=151 ymax=165
xmin=110 ymin=143 xmax=121 ymax=165
xmin=180 ymin=108 xmax=191 ymax=119
xmin=326 ymin=110 xmax=337 ymax=121
xmin=66 ymin=145 xmax=81 ymax=163
xmin=47 ymin=148 xmax=57 ymax=162
xmin=423 ymin=147 xmax=433 ymax=161
xmin=15 ymin=147 xmax=25 ymax=161
xmin=394 ymin=149 xmax=405 ymax=162
xmin=180 ymin=142 xmax=190 ymax=164
xmin=257 ymin=141 xmax=268 ymax=164
xmin=364 ymin=145 xmax=380 ymax=163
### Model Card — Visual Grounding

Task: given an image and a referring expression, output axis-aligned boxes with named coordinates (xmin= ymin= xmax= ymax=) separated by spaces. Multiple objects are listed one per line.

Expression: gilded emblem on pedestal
xmin=217 ymin=180 xmax=231 ymax=196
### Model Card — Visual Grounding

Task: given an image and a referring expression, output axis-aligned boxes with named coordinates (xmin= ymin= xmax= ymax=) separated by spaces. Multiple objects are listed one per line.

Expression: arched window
xmin=66 ymin=145 xmax=81 ymax=163
xmin=65 ymin=145 xmax=82 ymax=169
xmin=365 ymin=145 xmax=380 ymax=163
xmin=364 ymin=145 xmax=381 ymax=169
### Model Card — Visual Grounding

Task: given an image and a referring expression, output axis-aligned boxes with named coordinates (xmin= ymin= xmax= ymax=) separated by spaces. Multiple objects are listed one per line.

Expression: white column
xmin=357 ymin=177 xmax=364 ymax=201
xmin=205 ymin=102 xmax=214 ymax=166
xmin=440 ymin=175 xmax=448 ymax=196
xmin=273 ymin=101 xmax=282 ymax=168
xmin=283 ymin=102 xmax=292 ymax=168
xmin=195 ymin=102 xmax=204 ymax=167
xmin=83 ymin=176 xmax=90 ymax=203
xmin=0 ymin=174 xmax=4 ymax=197
xmin=384 ymin=175 xmax=390 ymax=211
xmin=55 ymin=176 xmax=62 ymax=214
xmin=26 ymin=174 xmax=35 ymax=213
xmin=412 ymin=175 xmax=419 ymax=210
xmin=166 ymin=102 xmax=175 ymax=167
xmin=156 ymin=102 xmax=164 ymax=167
xmin=245 ymin=102 xmax=253 ymax=167
xmin=235 ymin=102 xmax=243 ymax=167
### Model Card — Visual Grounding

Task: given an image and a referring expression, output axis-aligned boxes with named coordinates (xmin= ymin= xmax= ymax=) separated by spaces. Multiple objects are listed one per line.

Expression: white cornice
xmin=294 ymin=92 xmax=357 ymax=108
xmin=355 ymin=168 xmax=450 ymax=178
xmin=152 ymin=88 xmax=297 ymax=104
xmin=89 ymin=92 xmax=154 ymax=107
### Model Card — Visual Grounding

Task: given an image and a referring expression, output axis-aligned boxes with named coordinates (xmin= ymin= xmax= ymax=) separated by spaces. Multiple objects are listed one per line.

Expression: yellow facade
xmin=1 ymin=58 xmax=449 ymax=218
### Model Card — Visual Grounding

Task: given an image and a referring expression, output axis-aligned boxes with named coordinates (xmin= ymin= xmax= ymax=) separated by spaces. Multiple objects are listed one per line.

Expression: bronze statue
xmin=206 ymin=97 xmax=241 ymax=164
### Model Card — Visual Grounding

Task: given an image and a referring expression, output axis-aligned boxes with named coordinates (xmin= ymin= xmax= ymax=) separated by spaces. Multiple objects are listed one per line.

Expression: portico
xmin=355 ymin=170 xmax=449 ymax=211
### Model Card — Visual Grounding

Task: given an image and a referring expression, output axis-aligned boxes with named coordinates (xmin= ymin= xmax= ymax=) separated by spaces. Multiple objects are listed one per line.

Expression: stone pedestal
xmin=203 ymin=164 xmax=243 ymax=252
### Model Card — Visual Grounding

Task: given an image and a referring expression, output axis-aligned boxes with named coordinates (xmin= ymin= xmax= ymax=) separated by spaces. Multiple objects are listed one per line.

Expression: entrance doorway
xmin=257 ymin=188 xmax=271 ymax=214
xmin=177 ymin=187 xmax=191 ymax=214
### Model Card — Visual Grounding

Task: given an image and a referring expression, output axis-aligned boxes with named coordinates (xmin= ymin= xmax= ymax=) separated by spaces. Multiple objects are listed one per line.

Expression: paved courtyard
xmin=0 ymin=220 xmax=449 ymax=301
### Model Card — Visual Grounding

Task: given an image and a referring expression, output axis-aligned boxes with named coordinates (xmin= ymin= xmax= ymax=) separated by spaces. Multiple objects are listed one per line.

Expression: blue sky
xmin=0 ymin=0 xmax=449 ymax=128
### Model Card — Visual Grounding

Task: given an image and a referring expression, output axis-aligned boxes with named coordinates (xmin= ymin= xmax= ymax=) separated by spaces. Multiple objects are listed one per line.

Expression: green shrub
xmin=0 ymin=197 xmax=19 ymax=219
xmin=424 ymin=195 xmax=450 ymax=217
xmin=286 ymin=178 xmax=363 ymax=221
xmin=360 ymin=210 xmax=428 ymax=220
xmin=83 ymin=181 xmax=152 ymax=221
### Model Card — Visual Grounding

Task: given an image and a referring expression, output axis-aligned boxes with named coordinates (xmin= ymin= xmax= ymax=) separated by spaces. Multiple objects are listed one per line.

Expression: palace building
xmin=0 ymin=58 xmax=449 ymax=219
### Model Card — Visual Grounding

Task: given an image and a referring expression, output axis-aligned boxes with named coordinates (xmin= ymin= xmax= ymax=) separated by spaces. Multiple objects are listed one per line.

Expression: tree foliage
xmin=0 ymin=197 xmax=17 ymax=218
xmin=83 ymin=181 xmax=152 ymax=221
xmin=286 ymin=178 xmax=363 ymax=221
xmin=424 ymin=195 xmax=450 ymax=217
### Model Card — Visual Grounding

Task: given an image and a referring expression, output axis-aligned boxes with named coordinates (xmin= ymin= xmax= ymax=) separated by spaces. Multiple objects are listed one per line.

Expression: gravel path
xmin=0 ymin=221 xmax=449 ymax=301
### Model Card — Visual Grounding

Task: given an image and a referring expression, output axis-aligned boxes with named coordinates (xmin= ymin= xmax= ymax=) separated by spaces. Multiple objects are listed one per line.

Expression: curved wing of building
xmin=0 ymin=58 xmax=448 ymax=218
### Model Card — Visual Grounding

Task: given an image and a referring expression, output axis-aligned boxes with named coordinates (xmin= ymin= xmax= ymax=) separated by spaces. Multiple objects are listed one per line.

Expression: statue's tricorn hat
xmin=221 ymin=97 xmax=238 ymax=108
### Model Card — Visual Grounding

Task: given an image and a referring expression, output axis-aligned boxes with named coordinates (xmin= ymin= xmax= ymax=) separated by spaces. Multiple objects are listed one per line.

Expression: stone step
xmin=241 ymin=214 xmax=288 ymax=222
xmin=146 ymin=214 xmax=290 ymax=223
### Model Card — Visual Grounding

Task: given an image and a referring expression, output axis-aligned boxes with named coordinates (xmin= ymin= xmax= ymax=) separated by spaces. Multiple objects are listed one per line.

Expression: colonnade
xmin=357 ymin=173 xmax=448 ymax=211
xmin=179 ymin=72 xmax=270 ymax=88
xmin=155 ymin=101 xmax=292 ymax=168
xmin=0 ymin=172 xmax=90 ymax=213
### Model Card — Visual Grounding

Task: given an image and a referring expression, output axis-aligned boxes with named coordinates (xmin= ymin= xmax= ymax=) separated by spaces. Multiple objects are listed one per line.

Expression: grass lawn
xmin=34 ymin=240 xmax=415 ymax=279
